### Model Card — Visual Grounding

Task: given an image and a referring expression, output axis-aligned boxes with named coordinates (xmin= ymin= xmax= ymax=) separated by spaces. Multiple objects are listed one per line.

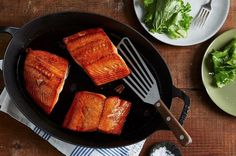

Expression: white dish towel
xmin=0 ymin=88 xmax=145 ymax=156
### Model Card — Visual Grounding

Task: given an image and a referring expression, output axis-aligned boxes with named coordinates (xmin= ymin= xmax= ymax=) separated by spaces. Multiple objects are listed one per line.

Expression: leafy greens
xmin=143 ymin=0 xmax=192 ymax=39
xmin=211 ymin=39 xmax=236 ymax=88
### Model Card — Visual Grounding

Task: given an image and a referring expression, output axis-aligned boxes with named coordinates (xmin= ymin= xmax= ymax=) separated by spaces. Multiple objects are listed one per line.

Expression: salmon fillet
xmin=64 ymin=28 xmax=111 ymax=53
xmin=24 ymin=49 xmax=69 ymax=114
xmin=84 ymin=54 xmax=130 ymax=85
xmin=98 ymin=96 xmax=131 ymax=135
xmin=64 ymin=28 xmax=130 ymax=85
xmin=63 ymin=91 xmax=106 ymax=132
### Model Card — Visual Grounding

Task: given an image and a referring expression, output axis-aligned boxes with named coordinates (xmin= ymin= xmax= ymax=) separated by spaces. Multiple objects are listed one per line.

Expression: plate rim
xmin=201 ymin=28 xmax=236 ymax=117
xmin=133 ymin=0 xmax=231 ymax=46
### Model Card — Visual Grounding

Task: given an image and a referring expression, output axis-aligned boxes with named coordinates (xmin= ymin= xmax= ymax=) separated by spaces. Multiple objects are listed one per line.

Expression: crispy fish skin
xmin=98 ymin=96 xmax=131 ymax=135
xmin=64 ymin=28 xmax=130 ymax=86
xmin=63 ymin=91 xmax=106 ymax=132
xmin=24 ymin=49 xmax=69 ymax=114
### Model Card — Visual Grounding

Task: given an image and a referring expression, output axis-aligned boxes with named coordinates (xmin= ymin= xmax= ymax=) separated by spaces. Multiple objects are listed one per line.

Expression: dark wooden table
xmin=0 ymin=1 xmax=236 ymax=156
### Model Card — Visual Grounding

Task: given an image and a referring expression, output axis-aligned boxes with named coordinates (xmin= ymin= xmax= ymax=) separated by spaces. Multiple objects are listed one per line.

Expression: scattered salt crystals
xmin=151 ymin=146 xmax=175 ymax=156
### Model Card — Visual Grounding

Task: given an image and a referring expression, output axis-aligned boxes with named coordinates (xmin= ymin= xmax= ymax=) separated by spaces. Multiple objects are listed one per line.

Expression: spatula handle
xmin=155 ymin=100 xmax=192 ymax=146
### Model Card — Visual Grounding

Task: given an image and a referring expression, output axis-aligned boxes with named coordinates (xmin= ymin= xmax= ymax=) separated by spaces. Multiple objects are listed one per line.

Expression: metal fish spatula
xmin=117 ymin=37 xmax=192 ymax=146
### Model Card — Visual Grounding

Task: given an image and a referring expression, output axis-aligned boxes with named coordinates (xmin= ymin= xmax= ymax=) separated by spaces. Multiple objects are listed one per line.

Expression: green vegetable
xmin=211 ymin=39 xmax=236 ymax=88
xmin=143 ymin=0 xmax=192 ymax=39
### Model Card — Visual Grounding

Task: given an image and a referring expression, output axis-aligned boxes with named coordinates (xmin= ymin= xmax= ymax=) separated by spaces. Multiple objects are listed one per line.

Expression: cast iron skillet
xmin=0 ymin=12 xmax=190 ymax=148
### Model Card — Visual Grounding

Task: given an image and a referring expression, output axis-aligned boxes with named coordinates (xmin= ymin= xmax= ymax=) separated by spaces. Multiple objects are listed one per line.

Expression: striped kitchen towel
xmin=0 ymin=88 xmax=145 ymax=156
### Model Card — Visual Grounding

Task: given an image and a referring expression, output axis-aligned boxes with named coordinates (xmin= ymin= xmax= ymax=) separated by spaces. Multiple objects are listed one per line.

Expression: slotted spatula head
xmin=117 ymin=37 xmax=160 ymax=104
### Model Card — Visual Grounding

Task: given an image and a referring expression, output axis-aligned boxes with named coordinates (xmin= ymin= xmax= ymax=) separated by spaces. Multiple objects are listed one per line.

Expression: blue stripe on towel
xmin=108 ymin=148 xmax=121 ymax=156
xmin=97 ymin=147 xmax=129 ymax=156
xmin=42 ymin=132 xmax=51 ymax=140
xmin=111 ymin=147 xmax=129 ymax=156
xmin=76 ymin=147 xmax=87 ymax=156
xmin=33 ymin=126 xmax=38 ymax=132
xmin=70 ymin=146 xmax=81 ymax=156
xmin=33 ymin=127 xmax=50 ymax=140
xmin=83 ymin=148 xmax=94 ymax=156
xmin=97 ymin=149 xmax=111 ymax=156
xmin=121 ymin=147 xmax=129 ymax=154
xmin=97 ymin=148 xmax=115 ymax=156
xmin=73 ymin=146 xmax=94 ymax=156
xmin=42 ymin=132 xmax=47 ymax=138
xmin=33 ymin=126 xmax=37 ymax=132
xmin=45 ymin=134 xmax=51 ymax=140
xmin=75 ymin=147 xmax=86 ymax=156
xmin=33 ymin=127 xmax=41 ymax=134
xmin=114 ymin=147 xmax=129 ymax=156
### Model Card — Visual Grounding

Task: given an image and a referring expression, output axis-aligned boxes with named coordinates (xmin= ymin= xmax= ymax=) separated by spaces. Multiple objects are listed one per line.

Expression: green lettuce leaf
xmin=143 ymin=0 xmax=192 ymax=39
xmin=211 ymin=39 xmax=236 ymax=88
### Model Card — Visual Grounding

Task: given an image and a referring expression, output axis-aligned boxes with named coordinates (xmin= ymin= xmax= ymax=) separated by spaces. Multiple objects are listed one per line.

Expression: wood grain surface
xmin=0 ymin=0 xmax=236 ymax=156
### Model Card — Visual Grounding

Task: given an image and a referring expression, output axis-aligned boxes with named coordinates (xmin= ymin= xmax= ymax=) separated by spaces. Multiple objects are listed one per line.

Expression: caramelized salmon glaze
xmin=63 ymin=91 xmax=131 ymax=135
xmin=24 ymin=49 xmax=69 ymax=114
xmin=64 ymin=28 xmax=130 ymax=85
xmin=63 ymin=91 xmax=106 ymax=132
xmin=98 ymin=96 xmax=132 ymax=135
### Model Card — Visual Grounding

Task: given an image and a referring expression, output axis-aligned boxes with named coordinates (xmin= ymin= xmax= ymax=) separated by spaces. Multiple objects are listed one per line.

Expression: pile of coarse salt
xmin=151 ymin=146 xmax=175 ymax=156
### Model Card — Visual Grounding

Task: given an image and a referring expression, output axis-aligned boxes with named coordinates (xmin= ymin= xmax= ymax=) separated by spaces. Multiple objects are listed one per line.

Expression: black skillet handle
xmin=172 ymin=86 xmax=191 ymax=125
xmin=0 ymin=26 xmax=19 ymax=36
xmin=0 ymin=26 xmax=19 ymax=70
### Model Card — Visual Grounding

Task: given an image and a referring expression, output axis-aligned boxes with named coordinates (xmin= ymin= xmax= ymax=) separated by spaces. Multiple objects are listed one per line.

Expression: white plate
xmin=133 ymin=0 xmax=230 ymax=46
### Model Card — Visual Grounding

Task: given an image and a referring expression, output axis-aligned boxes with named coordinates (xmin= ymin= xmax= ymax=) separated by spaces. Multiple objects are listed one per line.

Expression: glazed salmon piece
xmin=24 ymin=49 xmax=69 ymax=114
xmin=64 ymin=28 xmax=130 ymax=85
xmin=64 ymin=28 xmax=112 ymax=53
xmin=63 ymin=28 xmax=104 ymax=46
xmin=84 ymin=54 xmax=130 ymax=86
xmin=98 ymin=96 xmax=131 ymax=135
xmin=72 ymin=39 xmax=116 ymax=66
xmin=63 ymin=91 xmax=106 ymax=132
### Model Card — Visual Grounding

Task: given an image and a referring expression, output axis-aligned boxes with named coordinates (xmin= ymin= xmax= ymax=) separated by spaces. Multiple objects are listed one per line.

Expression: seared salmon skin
xmin=24 ymin=49 xmax=69 ymax=114
xmin=98 ymin=96 xmax=131 ymax=135
xmin=63 ymin=28 xmax=130 ymax=85
xmin=63 ymin=91 xmax=106 ymax=132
